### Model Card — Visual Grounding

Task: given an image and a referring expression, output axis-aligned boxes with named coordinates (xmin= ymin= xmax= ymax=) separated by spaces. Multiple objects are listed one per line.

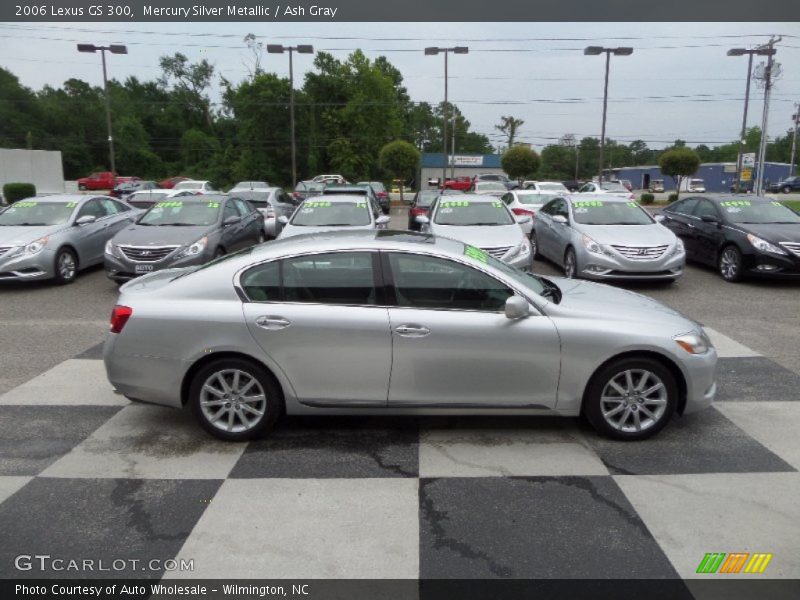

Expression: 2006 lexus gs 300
xmin=104 ymin=230 xmax=717 ymax=442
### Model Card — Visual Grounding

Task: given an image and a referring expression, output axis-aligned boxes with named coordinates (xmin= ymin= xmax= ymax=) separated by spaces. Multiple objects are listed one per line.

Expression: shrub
xmin=3 ymin=183 xmax=36 ymax=204
xmin=640 ymin=193 xmax=655 ymax=204
xmin=668 ymin=192 xmax=679 ymax=203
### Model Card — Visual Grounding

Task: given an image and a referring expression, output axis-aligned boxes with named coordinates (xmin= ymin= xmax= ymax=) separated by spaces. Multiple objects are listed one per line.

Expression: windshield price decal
xmin=356 ymin=202 xmax=367 ymax=208
xmin=206 ymin=202 xmax=220 ymax=208
xmin=304 ymin=201 xmax=332 ymax=208
xmin=720 ymin=200 xmax=750 ymax=207
xmin=13 ymin=201 xmax=37 ymax=208
xmin=464 ymin=245 xmax=489 ymax=263
xmin=771 ymin=201 xmax=783 ymax=207
xmin=492 ymin=202 xmax=503 ymax=208
xmin=65 ymin=202 xmax=78 ymax=208
xmin=573 ymin=201 xmax=604 ymax=208
xmin=627 ymin=202 xmax=638 ymax=208
xmin=441 ymin=201 xmax=470 ymax=208
xmin=155 ymin=201 xmax=183 ymax=208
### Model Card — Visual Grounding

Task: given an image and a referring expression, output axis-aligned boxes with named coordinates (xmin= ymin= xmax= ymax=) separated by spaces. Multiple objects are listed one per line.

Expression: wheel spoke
xmin=639 ymin=405 xmax=657 ymax=420
xmin=632 ymin=410 xmax=642 ymax=431
xmin=201 ymin=398 xmax=226 ymax=407
xmin=641 ymin=382 xmax=664 ymax=397
xmin=202 ymin=384 xmax=225 ymax=398
xmin=635 ymin=371 xmax=650 ymax=392
xmin=624 ymin=370 xmax=635 ymax=393
xmin=609 ymin=381 xmax=627 ymax=396
xmin=209 ymin=407 xmax=227 ymax=423
xmin=238 ymin=379 xmax=257 ymax=395
xmin=226 ymin=408 xmax=235 ymax=431
xmin=644 ymin=396 xmax=667 ymax=406
xmin=240 ymin=393 xmax=265 ymax=404
xmin=240 ymin=403 xmax=264 ymax=417
xmin=232 ymin=370 xmax=241 ymax=392
xmin=603 ymin=403 xmax=626 ymax=418
xmin=215 ymin=373 xmax=232 ymax=394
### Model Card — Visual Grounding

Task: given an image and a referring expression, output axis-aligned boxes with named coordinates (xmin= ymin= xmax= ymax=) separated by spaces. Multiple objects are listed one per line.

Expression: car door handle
xmin=394 ymin=324 xmax=430 ymax=337
xmin=686 ymin=223 xmax=695 ymax=229
xmin=255 ymin=316 xmax=291 ymax=330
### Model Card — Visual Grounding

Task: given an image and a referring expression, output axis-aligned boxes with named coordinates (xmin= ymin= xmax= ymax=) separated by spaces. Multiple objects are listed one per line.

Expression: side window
xmin=501 ymin=193 xmax=512 ymax=205
xmin=552 ymin=198 xmax=568 ymax=218
xmin=540 ymin=200 xmax=555 ymax=215
xmin=388 ymin=253 xmax=513 ymax=312
xmin=283 ymin=252 xmax=376 ymax=305
xmin=223 ymin=200 xmax=240 ymax=221
xmin=671 ymin=197 xmax=698 ymax=216
xmin=76 ymin=199 xmax=105 ymax=220
xmin=241 ymin=261 xmax=281 ymax=302
xmin=100 ymin=198 xmax=128 ymax=214
xmin=233 ymin=198 xmax=252 ymax=216
xmin=693 ymin=199 xmax=719 ymax=220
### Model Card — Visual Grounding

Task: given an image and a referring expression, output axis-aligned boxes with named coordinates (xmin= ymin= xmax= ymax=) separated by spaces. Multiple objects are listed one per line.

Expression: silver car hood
xmin=574 ymin=223 xmax=676 ymax=246
xmin=280 ymin=224 xmax=374 ymax=239
xmin=0 ymin=224 xmax=68 ymax=246
xmin=432 ymin=224 xmax=524 ymax=248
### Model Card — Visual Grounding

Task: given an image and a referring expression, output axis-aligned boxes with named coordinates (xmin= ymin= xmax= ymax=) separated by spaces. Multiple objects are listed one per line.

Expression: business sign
xmin=741 ymin=168 xmax=753 ymax=181
xmin=742 ymin=153 xmax=756 ymax=167
xmin=450 ymin=155 xmax=484 ymax=166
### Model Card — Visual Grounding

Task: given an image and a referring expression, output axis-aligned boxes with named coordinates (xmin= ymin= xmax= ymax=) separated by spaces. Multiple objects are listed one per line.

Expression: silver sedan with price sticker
xmin=103 ymin=230 xmax=717 ymax=443
xmin=277 ymin=195 xmax=390 ymax=239
xmin=415 ymin=194 xmax=533 ymax=270
xmin=0 ymin=194 xmax=138 ymax=284
xmin=104 ymin=195 xmax=265 ymax=283
xmin=533 ymin=196 xmax=685 ymax=282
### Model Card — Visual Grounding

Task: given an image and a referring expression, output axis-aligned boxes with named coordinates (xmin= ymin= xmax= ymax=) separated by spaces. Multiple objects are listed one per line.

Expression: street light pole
xmin=425 ymin=46 xmax=468 ymax=186
xmin=755 ymin=37 xmax=781 ymax=196
xmin=267 ymin=43 xmax=314 ymax=187
xmin=584 ymin=46 xmax=633 ymax=182
xmin=77 ymin=43 xmax=127 ymax=174
xmin=790 ymin=104 xmax=799 ymax=177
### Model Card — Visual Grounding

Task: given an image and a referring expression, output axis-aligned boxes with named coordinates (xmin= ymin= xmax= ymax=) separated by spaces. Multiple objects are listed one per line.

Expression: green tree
xmin=502 ymin=145 xmax=540 ymax=181
xmin=379 ymin=140 xmax=420 ymax=201
xmin=495 ymin=116 xmax=524 ymax=150
xmin=658 ymin=147 xmax=701 ymax=200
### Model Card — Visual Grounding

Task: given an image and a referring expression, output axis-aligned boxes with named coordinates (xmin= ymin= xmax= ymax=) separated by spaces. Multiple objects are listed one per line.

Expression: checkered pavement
xmin=1 ymin=327 xmax=799 ymax=583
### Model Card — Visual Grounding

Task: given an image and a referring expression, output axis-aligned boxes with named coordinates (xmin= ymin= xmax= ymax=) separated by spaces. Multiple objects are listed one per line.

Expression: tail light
xmin=110 ymin=305 xmax=133 ymax=333
xmin=292 ymin=192 xmax=301 ymax=200
xmin=410 ymin=207 xmax=428 ymax=216
xmin=512 ymin=207 xmax=535 ymax=218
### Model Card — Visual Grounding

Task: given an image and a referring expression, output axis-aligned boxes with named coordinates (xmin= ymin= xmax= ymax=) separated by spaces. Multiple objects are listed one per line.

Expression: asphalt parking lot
xmin=1 ymin=205 xmax=799 ymax=587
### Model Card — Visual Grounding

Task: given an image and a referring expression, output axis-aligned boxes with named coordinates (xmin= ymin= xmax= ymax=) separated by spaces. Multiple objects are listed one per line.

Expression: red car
xmin=441 ymin=176 xmax=473 ymax=191
xmin=158 ymin=176 xmax=191 ymax=189
xmin=77 ymin=172 xmax=139 ymax=191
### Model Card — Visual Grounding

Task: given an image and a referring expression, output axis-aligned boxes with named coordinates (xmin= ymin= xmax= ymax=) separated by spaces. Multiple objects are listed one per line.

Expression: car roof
xmin=440 ymin=194 xmax=504 ymax=203
xmin=166 ymin=193 xmax=227 ymax=203
xmin=303 ymin=194 xmax=369 ymax=203
xmin=32 ymin=194 xmax=94 ymax=203
xmin=697 ymin=194 xmax=772 ymax=203
xmin=566 ymin=194 xmax=627 ymax=203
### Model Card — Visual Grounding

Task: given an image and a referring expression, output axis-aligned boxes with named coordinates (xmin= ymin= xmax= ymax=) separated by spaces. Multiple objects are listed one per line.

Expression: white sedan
xmin=173 ymin=180 xmax=218 ymax=194
xmin=576 ymin=181 xmax=635 ymax=200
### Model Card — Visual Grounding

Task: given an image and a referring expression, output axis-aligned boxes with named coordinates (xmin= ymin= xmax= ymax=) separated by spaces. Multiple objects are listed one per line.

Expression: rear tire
xmin=529 ymin=231 xmax=539 ymax=259
xmin=189 ymin=357 xmax=282 ymax=441
xmin=584 ymin=357 xmax=678 ymax=441
xmin=53 ymin=248 xmax=77 ymax=285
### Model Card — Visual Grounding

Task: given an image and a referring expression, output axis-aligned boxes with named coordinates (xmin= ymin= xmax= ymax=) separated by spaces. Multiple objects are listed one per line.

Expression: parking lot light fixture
xmin=76 ymin=43 xmax=127 ymax=175
xmin=425 ymin=46 xmax=469 ymax=185
xmin=268 ymin=43 xmax=315 ymax=186
xmin=583 ymin=46 xmax=633 ymax=182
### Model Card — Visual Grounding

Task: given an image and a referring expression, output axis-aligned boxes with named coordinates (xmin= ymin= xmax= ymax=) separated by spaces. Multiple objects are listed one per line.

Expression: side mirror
xmin=376 ymin=215 xmax=391 ymax=225
xmin=223 ymin=215 xmax=241 ymax=226
xmin=515 ymin=215 xmax=532 ymax=225
xmin=654 ymin=214 xmax=666 ymax=223
xmin=701 ymin=215 xmax=719 ymax=224
xmin=552 ymin=214 xmax=568 ymax=225
xmin=415 ymin=215 xmax=430 ymax=225
xmin=277 ymin=215 xmax=289 ymax=224
xmin=74 ymin=215 xmax=96 ymax=226
xmin=504 ymin=295 xmax=530 ymax=320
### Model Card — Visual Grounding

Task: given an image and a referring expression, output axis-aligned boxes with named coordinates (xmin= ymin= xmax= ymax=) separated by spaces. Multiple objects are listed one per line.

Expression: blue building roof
xmin=421 ymin=153 xmax=503 ymax=169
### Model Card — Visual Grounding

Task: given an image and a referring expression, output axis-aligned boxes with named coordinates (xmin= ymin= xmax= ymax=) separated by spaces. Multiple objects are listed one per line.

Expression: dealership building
xmin=419 ymin=153 xmax=506 ymax=187
xmin=605 ymin=161 xmax=794 ymax=192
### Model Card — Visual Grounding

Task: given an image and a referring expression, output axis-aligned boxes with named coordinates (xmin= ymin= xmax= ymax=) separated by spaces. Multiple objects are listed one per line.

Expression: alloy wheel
xmin=600 ymin=369 xmax=668 ymax=433
xmin=199 ymin=369 xmax=267 ymax=434
xmin=57 ymin=251 xmax=76 ymax=281
xmin=719 ymin=247 xmax=741 ymax=281
xmin=529 ymin=232 xmax=538 ymax=258
xmin=564 ymin=249 xmax=576 ymax=279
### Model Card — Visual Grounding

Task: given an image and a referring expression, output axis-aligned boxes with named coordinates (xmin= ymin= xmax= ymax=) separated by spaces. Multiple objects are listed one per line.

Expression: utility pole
xmin=451 ymin=113 xmax=456 ymax=179
xmin=755 ymin=36 xmax=781 ymax=196
xmin=790 ymin=103 xmax=799 ymax=177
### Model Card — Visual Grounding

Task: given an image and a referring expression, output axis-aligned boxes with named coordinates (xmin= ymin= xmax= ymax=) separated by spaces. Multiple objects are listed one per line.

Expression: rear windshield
xmin=719 ymin=200 xmax=800 ymax=224
xmin=415 ymin=191 xmax=440 ymax=207
xmin=434 ymin=200 xmax=514 ymax=226
xmin=0 ymin=200 xmax=76 ymax=226
xmin=290 ymin=200 xmax=371 ymax=226
xmin=475 ymin=182 xmax=506 ymax=192
xmin=600 ymin=182 xmax=628 ymax=192
xmin=538 ymin=183 xmax=567 ymax=192
xmin=515 ymin=192 xmax=547 ymax=206
xmin=571 ymin=200 xmax=653 ymax=225
xmin=139 ymin=200 xmax=221 ymax=226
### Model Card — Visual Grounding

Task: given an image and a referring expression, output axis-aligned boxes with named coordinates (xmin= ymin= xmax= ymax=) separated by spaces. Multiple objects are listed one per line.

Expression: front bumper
xmin=681 ymin=346 xmax=718 ymax=415
xmin=742 ymin=249 xmax=800 ymax=277
xmin=577 ymin=246 xmax=686 ymax=281
xmin=104 ymin=248 xmax=211 ymax=282
xmin=0 ymin=248 xmax=57 ymax=281
xmin=504 ymin=251 xmax=533 ymax=271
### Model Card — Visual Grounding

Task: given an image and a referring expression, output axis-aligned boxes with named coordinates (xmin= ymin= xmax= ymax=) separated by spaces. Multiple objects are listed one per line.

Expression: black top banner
xmin=2 ymin=0 xmax=800 ymax=22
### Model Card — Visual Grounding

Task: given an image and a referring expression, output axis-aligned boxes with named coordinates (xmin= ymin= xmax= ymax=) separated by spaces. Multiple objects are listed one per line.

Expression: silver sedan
xmin=533 ymin=196 xmax=685 ymax=281
xmin=277 ymin=195 xmax=390 ymax=239
xmin=104 ymin=230 xmax=716 ymax=442
xmin=0 ymin=194 xmax=138 ymax=283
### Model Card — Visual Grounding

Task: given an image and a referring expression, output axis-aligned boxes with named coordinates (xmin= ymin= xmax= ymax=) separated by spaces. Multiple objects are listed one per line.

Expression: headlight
xmin=747 ymin=233 xmax=786 ymax=255
xmin=8 ymin=236 xmax=49 ymax=258
xmin=517 ymin=239 xmax=531 ymax=256
xmin=670 ymin=238 xmax=685 ymax=257
xmin=674 ymin=331 xmax=712 ymax=355
xmin=581 ymin=234 xmax=606 ymax=256
xmin=104 ymin=239 xmax=116 ymax=256
xmin=176 ymin=236 xmax=208 ymax=258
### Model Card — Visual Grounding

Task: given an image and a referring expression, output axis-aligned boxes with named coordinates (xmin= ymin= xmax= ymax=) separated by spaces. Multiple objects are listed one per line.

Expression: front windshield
xmin=461 ymin=244 xmax=549 ymax=297
xmin=0 ymin=200 xmax=76 ymax=226
xmin=475 ymin=182 xmax=506 ymax=192
xmin=175 ymin=182 xmax=203 ymax=190
xmin=434 ymin=199 xmax=514 ymax=226
xmin=416 ymin=191 xmax=440 ymax=207
xmin=139 ymin=200 xmax=221 ymax=226
xmin=539 ymin=183 xmax=567 ymax=192
xmin=571 ymin=200 xmax=653 ymax=225
xmin=296 ymin=182 xmax=325 ymax=192
xmin=290 ymin=200 xmax=370 ymax=226
xmin=600 ymin=182 xmax=628 ymax=192
xmin=720 ymin=200 xmax=800 ymax=224
xmin=515 ymin=192 xmax=547 ymax=206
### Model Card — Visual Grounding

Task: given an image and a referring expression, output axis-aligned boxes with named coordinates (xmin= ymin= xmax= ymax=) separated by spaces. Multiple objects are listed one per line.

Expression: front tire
xmin=718 ymin=245 xmax=743 ymax=282
xmin=529 ymin=231 xmax=539 ymax=259
xmin=564 ymin=247 xmax=578 ymax=279
xmin=189 ymin=358 xmax=282 ymax=441
xmin=53 ymin=248 xmax=77 ymax=285
xmin=783 ymin=186 xmax=792 ymax=194
xmin=584 ymin=357 xmax=677 ymax=441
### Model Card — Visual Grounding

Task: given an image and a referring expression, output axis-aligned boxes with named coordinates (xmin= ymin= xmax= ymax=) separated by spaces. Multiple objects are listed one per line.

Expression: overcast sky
xmin=1 ymin=21 xmax=799 ymax=153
